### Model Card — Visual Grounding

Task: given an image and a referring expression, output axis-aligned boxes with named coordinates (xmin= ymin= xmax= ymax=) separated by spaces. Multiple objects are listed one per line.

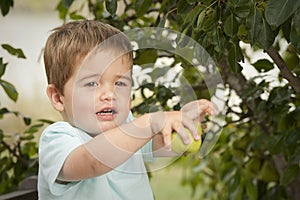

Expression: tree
xmin=1 ymin=0 xmax=299 ymax=199
xmin=55 ymin=0 xmax=299 ymax=199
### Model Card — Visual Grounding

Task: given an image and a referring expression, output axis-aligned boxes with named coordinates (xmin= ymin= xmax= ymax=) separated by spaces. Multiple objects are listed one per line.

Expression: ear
xmin=46 ymin=84 xmax=64 ymax=112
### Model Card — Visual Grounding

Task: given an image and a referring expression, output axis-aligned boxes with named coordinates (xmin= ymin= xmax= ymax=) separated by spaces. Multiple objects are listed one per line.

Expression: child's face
xmin=61 ymin=50 xmax=132 ymax=135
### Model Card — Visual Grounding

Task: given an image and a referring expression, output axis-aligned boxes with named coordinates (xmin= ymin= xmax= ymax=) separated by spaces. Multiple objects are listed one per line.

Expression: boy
xmin=38 ymin=20 xmax=217 ymax=199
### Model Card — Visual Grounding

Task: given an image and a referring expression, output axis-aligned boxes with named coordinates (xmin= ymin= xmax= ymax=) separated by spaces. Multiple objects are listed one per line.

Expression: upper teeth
xmin=98 ymin=109 xmax=114 ymax=114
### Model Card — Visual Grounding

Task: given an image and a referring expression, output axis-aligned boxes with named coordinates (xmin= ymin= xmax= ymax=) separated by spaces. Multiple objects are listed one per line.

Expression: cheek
xmin=119 ymin=92 xmax=131 ymax=107
xmin=116 ymin=87 xmax=131 ymax=99
xmin=72 ymin=90 xmax=95 ymax=112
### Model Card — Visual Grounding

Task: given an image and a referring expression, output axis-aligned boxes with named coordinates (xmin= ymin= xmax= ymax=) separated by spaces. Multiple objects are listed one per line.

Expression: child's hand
xmin=181 ymin=99 xmax=218 ymax=121
xmin=150 ymin=99 xmax=218 ymax=151
xmin=180 ymin=99 xmax=218 ymax=138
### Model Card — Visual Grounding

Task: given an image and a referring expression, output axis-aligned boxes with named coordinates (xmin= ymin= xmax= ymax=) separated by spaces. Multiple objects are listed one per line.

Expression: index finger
xmin=181 ymin=100 xmax=218 ymax=120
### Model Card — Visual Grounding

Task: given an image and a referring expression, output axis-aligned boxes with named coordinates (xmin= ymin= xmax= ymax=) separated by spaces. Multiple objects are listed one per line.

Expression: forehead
xmin=75 ymin=49 xmax=132 ymax=78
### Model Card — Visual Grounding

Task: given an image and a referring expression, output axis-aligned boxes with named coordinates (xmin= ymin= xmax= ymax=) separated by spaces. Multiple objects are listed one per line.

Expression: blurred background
xmin=0 ymin=0 xmax=62 ymax=131
xmin=1 ymin=0 xmax=299 ymax=199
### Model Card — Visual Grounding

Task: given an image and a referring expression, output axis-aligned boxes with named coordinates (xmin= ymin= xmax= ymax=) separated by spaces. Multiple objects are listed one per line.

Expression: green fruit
xmin=282 ymin=45 xmax=300 ymax=70
xmin=282 ymin=49 xmax=300 ymax=70
xmin=172 ymin=126 xmax=202 ymax=154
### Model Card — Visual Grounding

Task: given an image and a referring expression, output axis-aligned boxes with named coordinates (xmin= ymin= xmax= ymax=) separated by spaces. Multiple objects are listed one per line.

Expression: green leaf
xmin=0 ymin=107 xmax=9 ymax=118
xmin=135 ymin=0 xmax=152 ymax=17
xmin=257 ymin=17 xmax=276 ymax=50
xmin=56 ymin=1 xmax=68 ymax=20
xmin=280 ymin=164 xmax=299 ymax=186
xmin=134 ymin=49 xmax=157 ymax=66
xmin=156 ymin=85 xmax=174 ymax=105
xmin=268 ymin=87 xmax=292 ymax=105
xmin=246 ymin=5 xmax=276 ymax=49
xmin=105 ymin=0 xmax=118 ymax=16
xmin=0 ymin=58 xmax=8 ymax=78
xmin=0 ymin=79 xmax=18 ymax=102
xmin=62 ymin=0 xmax=74 ymax=8
xmin=224 ymin=13 xmax=238 ymax=37
xmin=197 ymin=7 xmax=217 ymax=32
xmin=38 ymin=119 xmax=55 ymax=124
xmin=234 ymin=4 xmax=250 ymax=18
xmin=20 ymin=135 xmax=34 ymax=140
xmin=155 ymin=14 xmax=168 ymax=38
xmin=246 ymin=6 xmax=262 ymax=45
xmin=0 ymin=0 xmax=13 ymax=16
xmin=196 ymin=9 xmax=206 ymax=31
xmin=149 ymin=66 xmax=170 ymax=80
xmin=186 ymin=0 xmax=196 ymax=5
xmin=230 ymin=181 xmax=243 ymax=200
xmin=228 ymin=42 xmax=243 ymax=73
xmin=290 ymin=26 xmax=300 ymax=53
xmin=237 ymin=24 xmax=248 ymax=42
xmin=23 ymin=116 xmax=31 ymax=126
xmin=282 ymin=18 xmax=292 ymax=42
xmin=177 ymin=26 xmax=192 ymax=48
xmin=245 ymin=180 xmax=258 ymax=200
xmin=252 ymin=59 xmax=274 ymax=72
xmin=215 ymin=28 xmax=227 ymax=53
xmin=265 ymin=0 xmax=300 ymax=28
xmin=22 ymin=142 xmax=38 ymax=157
xmin=268 ymin=135 xmax=284 ymax=154
xmin=69 ymin=12 xmax=86 ymax=20
xmin=140 ymin=83 xmax=155 ymax=99
xmin=1 ymin=44 xmax=26 ymax=59
xmin=259 ymin=160 xmax=279 ymax=182
xmin=24 ymin=124 xmax=44 ymax=134
xmin=0 ymin=129 xmax=3 ymax=140
xmin=177 ymin=0 xmax=194 ymax=15
xmin=181 ymin=5 xmax=197 ymax=30
xmin=290 ymin=8 xmax=300 ymax=52
xmin=291 ymin=8 xmax=300 ymax=34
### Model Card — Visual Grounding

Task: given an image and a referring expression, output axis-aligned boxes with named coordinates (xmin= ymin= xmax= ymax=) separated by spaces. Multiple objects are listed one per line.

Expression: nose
xmin=98 ymin=84 xmax=115 ymax=102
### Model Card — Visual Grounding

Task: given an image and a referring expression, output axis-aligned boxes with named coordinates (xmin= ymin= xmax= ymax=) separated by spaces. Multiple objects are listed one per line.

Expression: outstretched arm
xmin=57 ymin=99 xmax=218 ymax=181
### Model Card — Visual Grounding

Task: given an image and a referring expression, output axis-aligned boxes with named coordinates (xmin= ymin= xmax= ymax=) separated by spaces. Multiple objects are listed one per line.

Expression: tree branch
xmin=1 ymin=140 xmax=29 ymax=167
xmin=266 ymin=46 xmax=300 ymax=93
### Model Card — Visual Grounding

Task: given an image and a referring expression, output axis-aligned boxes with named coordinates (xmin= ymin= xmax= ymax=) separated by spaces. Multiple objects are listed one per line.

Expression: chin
xmin=98 ymin=122 xmax=119 ymax=132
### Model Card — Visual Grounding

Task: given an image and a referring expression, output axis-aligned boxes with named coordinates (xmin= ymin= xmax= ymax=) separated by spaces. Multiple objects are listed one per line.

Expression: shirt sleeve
xmin=39 ymin=122 xmax=83 ymax=195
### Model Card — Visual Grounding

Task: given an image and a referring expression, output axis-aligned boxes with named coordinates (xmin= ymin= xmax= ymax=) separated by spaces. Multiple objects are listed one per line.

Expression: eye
xmin=84 ymin=81 xmax=99 ymax=87
xmin=115 ymin=81 xmax=127 ymax=87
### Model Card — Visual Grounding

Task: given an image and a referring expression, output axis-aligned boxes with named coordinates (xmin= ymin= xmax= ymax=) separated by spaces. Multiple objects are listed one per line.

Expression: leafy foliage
xmin=1 ymin=0 xmax=300 ymax=199
xmin=53 ymin=0 xmax=300 ymax=199
xmin=0 ymin=111 xmax=48 ymax=194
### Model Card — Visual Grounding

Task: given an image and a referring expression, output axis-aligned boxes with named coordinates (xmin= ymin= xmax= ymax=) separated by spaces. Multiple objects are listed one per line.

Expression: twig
xmin=1 ymin=140 xmax=28 ymax=167
xmin=266 ymin=46 xmax=300 ymax=93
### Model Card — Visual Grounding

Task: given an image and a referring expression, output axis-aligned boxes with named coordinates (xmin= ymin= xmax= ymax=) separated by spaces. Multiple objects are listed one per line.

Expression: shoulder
xmin=41 ymin=121 xmax=80 ymax=137
xmin=43 ymin=121 xmax=75 ymax=132
xmin=39 ymin=121 xmax=89 ymax=145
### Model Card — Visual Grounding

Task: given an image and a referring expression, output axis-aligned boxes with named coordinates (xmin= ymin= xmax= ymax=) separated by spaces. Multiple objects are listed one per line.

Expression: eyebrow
xmin=77 ymin=74 xmax=100 ymax=82
xmin=116 ymin=74 xmax=132 ymax=81
xmin=77 ymin=73 xmax=132 ymax=83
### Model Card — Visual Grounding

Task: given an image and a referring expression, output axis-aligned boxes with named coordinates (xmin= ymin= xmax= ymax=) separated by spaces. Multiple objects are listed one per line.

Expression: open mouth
xmin=96 ymin=109 xmax=117 ymax=116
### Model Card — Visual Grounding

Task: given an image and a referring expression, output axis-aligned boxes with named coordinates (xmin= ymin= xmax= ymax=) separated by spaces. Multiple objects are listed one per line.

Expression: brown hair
xmin=44 ymin=20 xmax=133 ymax=94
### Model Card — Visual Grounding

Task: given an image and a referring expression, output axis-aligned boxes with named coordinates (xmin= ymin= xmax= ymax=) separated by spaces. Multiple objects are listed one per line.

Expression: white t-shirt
xmin=38 ymin=114 xmax=154 ymax=200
